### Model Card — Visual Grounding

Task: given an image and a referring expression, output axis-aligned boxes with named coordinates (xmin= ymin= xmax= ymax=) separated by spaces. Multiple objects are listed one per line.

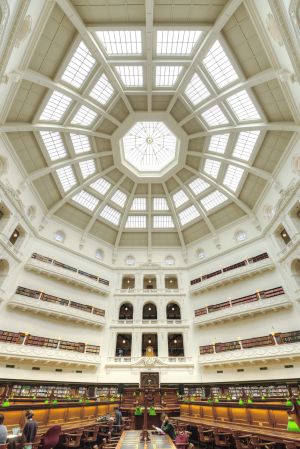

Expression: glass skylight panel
xmin=40 ymin=131 xmax=67 ymax=161
xmin=71 ymin=106 xmax=97 ymax=126
xmin=201 ymin=105 xmax=229 ymax=127
xmin=173 ymin=190 xmax=189 ymax=208
xmin=155 ymin=66 xmax=183 ymax=87
xmin=189 ymin=178 xmax=209 ymax=195
xmin=179 ymin=205 xmax=200 ymax=226
xmin=72 ymin=190 xmax=99 ymax=211
xmin=90 ymin=178 xmax=111 ymax=195
xmin=226 ymin=90 xmax=261 ymax=121
xmin=89 ymin=74 xmax=114 ymax=105
xmin=156 ymin=30 xmax=201 ymax=55
xmin=70 ymin=134 xmax=91 ymax=154
xmin=100 ymin=205 xmax=121 ymax=226
xmin=223 ymin=165 xmax=244 ymax=192
xmin=61 ymin=41 xmax=95 ymax=89
xmin=131 ymin=197 xmax=146 ymax=211
xmin=56 ymin=166 xmax=77 ymax=192
xmin=232 ymin=131 xmax=260 ymax=161
xmin=203 ymin=40 xmax=238 ymax=89
xmin=204 ymin=159 xmax=221 ymax=179
xmin=208 ymin=134 xmax=229 ymax=154
xmin=39 ymin=91 xmax=72 ymax=122
xmin=153 ymin=197 xmax=169 ymax=211
xmin=125 ymin=216 xmax=147 ymax=228
xmin=153 ymin=216 xmax=174 ymax=228
xmin=96 ymin=30 xmax=142 ymax=55
xmin=201 ymin=190 xmax=227 ymax=211
xmin=185 ymin=73 xmax=210 ymax=105
xmin=115 ymin=65 xmax=143 ymax=87
xmin=111 ymin=189 xmax=127 ymax=208
xmin=79 ymin=160 xmax=96 ymax=179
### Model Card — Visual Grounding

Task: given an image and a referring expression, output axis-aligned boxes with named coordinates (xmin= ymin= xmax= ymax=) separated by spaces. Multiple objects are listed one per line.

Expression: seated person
xmin=0 ymin=414 xmax=7 ymax=444
xmin=23 ymin=410 xmax=38 ymax=447
xmin=152 ymin=415 xmax=176 ymax=440
xmin=174 ymin=429 xmax=190 ymax=449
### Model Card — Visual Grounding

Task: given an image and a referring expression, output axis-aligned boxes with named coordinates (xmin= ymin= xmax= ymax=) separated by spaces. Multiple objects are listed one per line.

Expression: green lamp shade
xmin=44 ymin=400 xmax=49 ymax=404
xmin=247 ymin=399 xmax=253 ymax=404
xmin=52 ymin=400 xmax=58 ymax=404
xmin=2 ymin=401 xmax=10 ymax=407
xmin=239 ymin=399 xmax=244 ymax=405
xmin=134 ymin=407 xmax=142 ymax=416
xmin=149 ymin=407 xmax=156 ymax=416
xmin=214 ymin=398 xmax=219 ymax=403
xmin=286 ymin=400 xmax=293 ymax=406
xmin=287 ymin=418 xmax=300 ymax=433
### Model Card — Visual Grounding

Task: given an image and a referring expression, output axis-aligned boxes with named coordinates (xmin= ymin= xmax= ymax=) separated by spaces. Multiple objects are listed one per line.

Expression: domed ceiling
xmin=3 ymin=0 xmax=296 ymax=250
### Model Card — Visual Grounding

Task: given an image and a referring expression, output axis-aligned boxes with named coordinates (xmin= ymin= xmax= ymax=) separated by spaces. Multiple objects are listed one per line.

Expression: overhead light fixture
xmin=124 ymin=307 xmax=128 ymax=311
xmin=148 ymin=307 xmax=152 ymax=311
xmin=127 ymin=279 xmax=130 ymax=284
xmin=169 ymin=279 xmax=173 ymax=284
xmin=122 ymin=339 xmax=126 ymax=344
xmin=171 ymin=307 xmax=175 ymax=311
xmin=174 ymin=339 xmax=177 ymax=344
xmin=148 ymin=339 xmax=152 ymax=344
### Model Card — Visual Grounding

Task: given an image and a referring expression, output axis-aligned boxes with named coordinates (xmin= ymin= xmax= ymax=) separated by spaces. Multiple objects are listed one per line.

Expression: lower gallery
xmin=0 ymin=0 xmax=300 ymax=448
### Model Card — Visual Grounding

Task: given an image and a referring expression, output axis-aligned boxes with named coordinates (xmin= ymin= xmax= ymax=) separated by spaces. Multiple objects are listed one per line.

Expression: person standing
xmin=0 ymin=414 xmax=7 ymax=444
xmin=23 ymin=410 xmax=38 ymax=448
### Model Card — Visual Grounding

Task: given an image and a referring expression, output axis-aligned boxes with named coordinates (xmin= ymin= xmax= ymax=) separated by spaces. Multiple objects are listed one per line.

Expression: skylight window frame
xmin=226 ymin=89 xmax=264 ymax=123
xmin=207 ymin=133 xmax=230 ymax=155
xmin=70 ymin=133 xmax=91 ymax=154
xmin=114 ymin=64 xmax=145 ymax=88
xmin=152 ymin=215 xmax=175 ymax=229
xmin=79 ymin=159 xmax=96 ymax=179
xmin=153 ymin=197 xmax=169 ymax=211
xmin=55 ymin=165 xmax=77 ymax=193
xmin=111 ymin=189 xmax=128 ymax=208
xmin=72 ymin=190 xmax=99 ymax=212
xmin=155 ymin=64 xmax=184 ymax=88
xmin=178 ymin=205 xmax=200 ymax=227
xmin=95 ymin=28 xmax=144 ymax=57
xmin=60 ymin=40 xmax=96 ymax=90
xmin=203 ymin=159 xmax=221 ymax=179
xmin=200 ymin=104 xmax=230 ymax=128
xmin=39 ymin=131 xmax=67 ymax=162
xmin=172 ymin=189 xmax=189 ymax=208
xmin=200 ymin=190 xmax=228 ymax=212
xmin=154 ymin=27 xmax=204 ymax=57
xmin=223 ymin=164 xmax=245 ymax=193
xmin=38 ymin=90 xmax=72 ymax=123
xmin=188 ymin=178 xmax=210 ymax=196
xmin=88 ymin=72 xmax=115 ymax=106
xmin=89 ymin=178 xmax=111 ymax=197
xmin=184 ymin=71 xmax=211 ymax=106
xmin=231 ymin=130 xmax=261 ymax=162
xmin=125 ymin=215 xmax=147 ymax=229
xmin=70 ymin=105 xmax=98 ymax=127
xmin=131 ymin=197 xmax=147 ymax=211
xmin=100 ymin=205 xmax=121 ymax=227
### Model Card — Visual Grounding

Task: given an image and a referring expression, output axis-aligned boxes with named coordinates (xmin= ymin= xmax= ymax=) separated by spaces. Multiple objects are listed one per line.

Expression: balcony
xmin=114 ymin=288 xmax=184 ymax=296
xmin=105 ymin=356 xmax=194 ymax=369
xmin=194 ymin=287 xmax=291 ymax=326
xmin=199 ymin=330 xmax=300 ymax=366
xmin=190 ymin=253 xmax=274 ymax=294
xmin=277 ymin=232 xmax=300 ymax=261
xmin=110 ymin=319 xmax=188 ymax=328
xmin=25 ymin=253 xmax=110 ymax=295
xmin=0 ymin=330 xmax=101 ymax=367
xmin=9 ymin=287 xmax=105 ymax=327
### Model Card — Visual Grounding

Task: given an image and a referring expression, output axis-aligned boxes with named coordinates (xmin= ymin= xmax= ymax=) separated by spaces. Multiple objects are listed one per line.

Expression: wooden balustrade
xmin=199 ymin=330 xmax=300 ymax=355
xmin=191 ymin=252 xmax=269 ymax=286
xmin=0 ymin=330 xmax=100 ymax=354
xmin=194 ymin=287 xmax=284 ymax=317
xmin=31 ymin=253 xmax=109 ymax=286
xmin=16 ymin=286 xmax=105 ymax=317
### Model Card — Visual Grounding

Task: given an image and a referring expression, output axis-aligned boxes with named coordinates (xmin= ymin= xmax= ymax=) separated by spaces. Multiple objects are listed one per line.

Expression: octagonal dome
xmin=122 ymin=121 xmax=177 ymax=173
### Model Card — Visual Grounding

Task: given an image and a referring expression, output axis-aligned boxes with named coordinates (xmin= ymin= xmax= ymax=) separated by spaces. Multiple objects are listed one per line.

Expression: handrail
xmin=194 ymin=287 xmax=285 ymax=317
xmin=199 ymin=329 xmax=300 ymax=355
xmin=31 ymin=253 xmax=109 ymax=286
xmin=191 ymin=252 xmax=269 ymax=286
xmin=15 ymin=286 xmax=105 ymax=317
xmin=0 ymin=329 xmax=100 ymax=354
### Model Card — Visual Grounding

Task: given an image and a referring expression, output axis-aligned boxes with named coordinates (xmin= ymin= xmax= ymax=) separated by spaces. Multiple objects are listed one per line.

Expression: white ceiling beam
xmin=188 ymin=122 xmax=300 ymax=139
xmin=0 ymin=123 xmax=112 ymax=140
xmin=56 ymin=0 xmax=133 ymax=113
xmin=43 ymin=166 xmax=115 ymax=221
xmin=15 ymin=69 xmax=120 ymax=127
xmin=114 ymin=183 xmax=138 ymax=253
xmin=187 ymin=151 xmax=274 ymax=182
xmin=162 ymin=183 xmax=187 ymax=259
xmin=185 ymin=164 xmax=255 ymax=218
xmin=81 ymin=174 xmax=127 ymax=242
xmin=173 ymin=174 xmax=216 ymax=235
xmin=167 ymin=0 xmax=244 ymax=113
xmin=24 ymin=152 xmax=112 ymax=184
xmin=179 ymin=68 xmax=280 ymax=126
xmin=146 ymin=0 xmax=154 ymax=112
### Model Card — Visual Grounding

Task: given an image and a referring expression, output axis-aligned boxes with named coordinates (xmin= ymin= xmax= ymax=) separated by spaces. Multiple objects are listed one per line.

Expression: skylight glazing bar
xmin=79 ymin=160 xmax=96 ymax=178
xmin=223 ymin=165 xmax=244 ymax=192
xmin=226 ymin=90 xmax=261 ymax=121
xmin=203 ymin=40 xmax=238 ymax=89
xmin=153 ymin=215 xmax=174 ymax=228
xmin=72 ymin=190 xmax=99 ymax=211
xmin=90 ymin=178 xmax=111 ymax=195
xmin=89 ymin=74 xmax=114 ymax=105
xmin=173 ymin=189 xmax=189 ymax=208
xmin=201 ymin=105 xmax=229 ymax=127
xmin=153 ymin=197 xmax=169 ymax=210
xmin=96 ymin=30 xmax=142 ymax=55
xmin=40 ymin=131 xmax=67 ymax=161
xmin=155 ymin=66 xmax=183 ymax=87
xmin=100 ymin=205 xmax=121 ymax=225
xmin=39 ymin=91 xmax=72 ymax=122
xmin=208 ymin=134 xmax=229 ymax=154
xmin=125 ymin=215 xmax=147 ymax=228
xmin=185 ymin=73 xmax=210 ymax=106
xmin=70 ymin=134 xmax=91 ymax=154
xmin=71 ymin=106 xmax=97 ymax=126
xmin=201 ymin=190 xmax=227 ymax=211
xmin=115 ymin=65 xmax=144 ymax=87
xmin=179 ymin=205 xmax=200 ymax=225
xmin=61 ymin=41 xmax=96 ymax=89
xmin=56 ymin=166 xmax=77 ymax=192
xmin=188 ymin=178 xmax=209 ymax=195
xmin=111 ymin=189 xmax=127 ymax=208
xmin=232 ymin=131 xmax=260 ymax=161
xmin=204 ymin=159 xmax=221 ymax=179
xmin=131 ymin=197 xmax=146 ymax=210
xmin=156 ymin=30 xmax=202 ymax=55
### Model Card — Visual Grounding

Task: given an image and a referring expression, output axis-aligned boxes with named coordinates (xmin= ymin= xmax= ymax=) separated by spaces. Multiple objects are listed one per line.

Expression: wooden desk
xmin=115 ymin=430 xmax=176 ymax=449
xmin=172 ymin=415 xmax=300 ymax=445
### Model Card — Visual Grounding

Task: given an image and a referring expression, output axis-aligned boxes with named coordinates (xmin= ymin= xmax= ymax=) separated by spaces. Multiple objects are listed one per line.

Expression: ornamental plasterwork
xmin=14 ymin=15 xmax=32 ymax=48
xmin=199 ymin=342 xmax=300 ymax=365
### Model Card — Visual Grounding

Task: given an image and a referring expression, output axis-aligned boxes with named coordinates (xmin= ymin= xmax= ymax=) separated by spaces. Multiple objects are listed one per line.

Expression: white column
xmin=132 ymin=330 xmax=141 ymax=358
xmin=158 ymin=331 xmax=168 ymax=358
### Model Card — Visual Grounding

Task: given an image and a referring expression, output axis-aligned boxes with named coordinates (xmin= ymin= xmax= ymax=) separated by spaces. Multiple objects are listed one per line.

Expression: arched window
xmin=95 ymin=248 xmax=104 ymax=260
xmin=235 ymin=230 xmax=247 ymax=242
xmin=166 ymin=302 xmax=181 ymax=320
xmin=0 ymin=259 xmax=9 ymax=287
xmin=165 ymin=255 xmax=175 ymax=266
xmin=119 ymin=303 xmax=133 ymax=320
xmin=126 ymin=255 xmax=135 ymax=266
xmin=54 ymin=230 xmax=65 ymax=243
xmin=143 ymin=302 xmax=157 ymax=320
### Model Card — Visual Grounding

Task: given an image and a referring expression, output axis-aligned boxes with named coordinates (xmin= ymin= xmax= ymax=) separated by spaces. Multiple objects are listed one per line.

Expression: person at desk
xmin=22 ymin=410 xmax=37 ymax=448
xmin=153 ymin=414 xmax=176 ymax=440
xmin=0 ymin=414 xmax=7 ymax=444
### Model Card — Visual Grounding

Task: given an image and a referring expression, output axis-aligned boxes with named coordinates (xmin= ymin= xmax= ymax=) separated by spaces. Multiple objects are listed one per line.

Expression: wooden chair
xmin=213 ymin=429 xmax=233 ymax=449
xmin=197 ymin=426 xmax=214 ymax=448
xmin=82 ymin=426 xmax=99 ymax=449
xmin=283 ymin=442 xmax=297 ymax=449
xmin=250 ymin=436 xmax=275 ymax=449
xmin=232 ymin=431 xmax=253 ymax=449
xmin=62 ymin=431 xmax=83 ymax=449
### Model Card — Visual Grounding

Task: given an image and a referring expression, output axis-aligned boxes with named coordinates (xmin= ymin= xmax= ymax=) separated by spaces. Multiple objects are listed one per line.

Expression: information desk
xmin=116 ymin=431 xmax=176 ymax=449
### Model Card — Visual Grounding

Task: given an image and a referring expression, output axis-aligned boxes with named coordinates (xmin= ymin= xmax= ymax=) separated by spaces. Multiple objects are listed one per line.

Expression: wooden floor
xmin=116 ymin=431 xmax=176 ymax=449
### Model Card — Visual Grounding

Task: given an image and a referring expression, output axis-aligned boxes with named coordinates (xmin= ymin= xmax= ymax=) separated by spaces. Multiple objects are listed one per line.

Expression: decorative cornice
xmin=105 ymin=356 xmax=194 ymax=369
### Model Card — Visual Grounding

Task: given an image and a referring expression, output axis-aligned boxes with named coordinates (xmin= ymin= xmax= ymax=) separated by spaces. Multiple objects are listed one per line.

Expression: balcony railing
xmin=111 ymin=319 xmax=187 ymax=327
xmin=194 ymin=287 xmax=290 ymax=325
xmin=0 ymin=330 xmax=101 ymax=366
xmin=190 ymin=253 xmax=273 ymax=293
xmin=26 ymin=253 xmax=110 ymax=294
xmin=114 ymin=288 xmax=183 ymax=295
xmin=106 ymin=356 xmax=193 ymax=365
xmin=10 ymin=287 xmax=105 ymax=326
xmin=199 ymin=330 xmax=300 ymax=365
xmin=277 ymin=232 xmax=300 ymax=260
